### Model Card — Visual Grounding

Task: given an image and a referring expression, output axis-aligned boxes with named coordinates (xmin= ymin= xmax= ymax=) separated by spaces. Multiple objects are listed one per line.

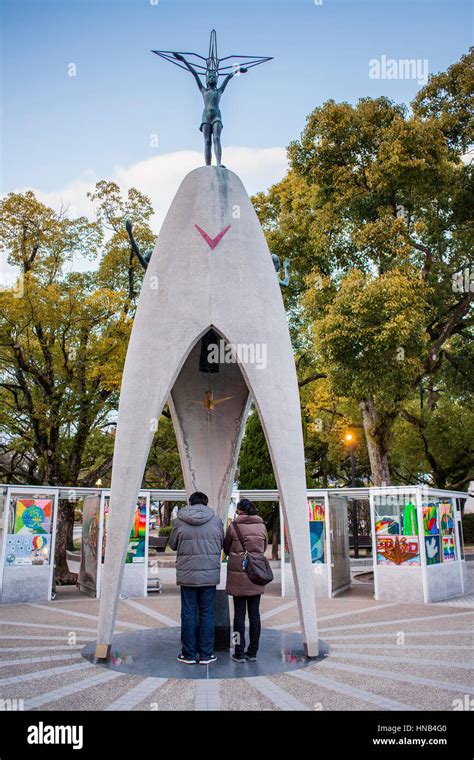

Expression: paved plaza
xmin=0 ymin=572 xmax=472 ymax=712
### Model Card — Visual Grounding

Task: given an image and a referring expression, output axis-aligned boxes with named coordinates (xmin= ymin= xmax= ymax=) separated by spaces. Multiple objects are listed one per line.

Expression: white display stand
xmin=0 ymin=483 xmax=469 ymax=606
xmin=0 ymin=486 xmax=59 ymax=603
xmin=281 ymin=491 xmax=347 ymax=599
xmin=96 ymin=490 xmax=150 ymax=599
xmin=370 ymin=486 xmax=469 ymax=604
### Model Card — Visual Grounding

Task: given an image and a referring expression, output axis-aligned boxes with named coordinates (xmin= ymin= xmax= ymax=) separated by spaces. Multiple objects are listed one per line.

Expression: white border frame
xmin=324 ymin=491 xmax=332 ymax=598
xmin=77 ymin=491 xmax=103 ymax=598
xmin=369 ymin=487 xmax=379 ymax=600
xmin=279 ymin=503 xmax=285 ymax=597
xmin=423 ymin=487 xmax=464 ymax=600
xmin=416 ymin=486 xmax=429 ymax=603
xmin=370 ymin=486 xmax=421 ymax=602
xmin=454 ymin=498 xmax=466 ymax=594
xmin=371 ymin=486 xmax=467 ymax=604
xmin=142 ymin=492 xmax=150 ymax=596
xmin=0 ymin=485 xmax=59 ymax=602
xmin=96 ymin=490 xmax=150 ymax=598
xmin=0 ymin=483 xmax=467 ymax=603
xmin=281 ymin=491 xmax=332 ymax=598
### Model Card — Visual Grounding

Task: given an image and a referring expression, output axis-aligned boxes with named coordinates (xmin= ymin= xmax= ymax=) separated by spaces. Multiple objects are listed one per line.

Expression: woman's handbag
xmin=232 ymin=520 xmax=274 ymax=586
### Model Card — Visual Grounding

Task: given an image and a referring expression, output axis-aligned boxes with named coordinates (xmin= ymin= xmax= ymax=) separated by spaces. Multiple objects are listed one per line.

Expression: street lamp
xmin=343 ymin=431 xmax=358 ymax=558
xmin=344 ymin=433 xmax=356 ymax=487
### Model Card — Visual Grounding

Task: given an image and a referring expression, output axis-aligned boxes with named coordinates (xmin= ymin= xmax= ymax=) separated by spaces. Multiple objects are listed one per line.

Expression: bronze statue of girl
xmin=173 ymin=52 xmax=247 ymax=166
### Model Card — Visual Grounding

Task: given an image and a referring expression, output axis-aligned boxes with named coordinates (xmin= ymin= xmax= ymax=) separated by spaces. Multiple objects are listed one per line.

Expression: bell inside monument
xmin=198 ymin=328 xmax=221 ymax=373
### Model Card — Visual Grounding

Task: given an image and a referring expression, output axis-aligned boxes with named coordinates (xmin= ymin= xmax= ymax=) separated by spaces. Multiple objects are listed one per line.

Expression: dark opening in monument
xmin=198 ymin=328 xmax=221 ymax=373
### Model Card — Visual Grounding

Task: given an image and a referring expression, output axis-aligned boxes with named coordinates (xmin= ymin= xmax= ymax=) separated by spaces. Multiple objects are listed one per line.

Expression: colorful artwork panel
xmin=422 ymin=503 xmax=439 ymax=535
xmin=309 ymin=520 xmax=324 ymax=563
xmin=375 ymin=516 xmax=400 ymax=535
xmin=424 ymin=534 xmax=441 ymax=565
xmin=377 ymin=535 xmax=420 ymax=566
xmin=442 ymin=536 xmax=455 ymax=562
xmin=402 ymin=501 xmax=418 ymax=536
xmin=308 ymin=498 xmax=324 ymax=522
xmin=439 ymin=501 xmax=455 ymax=535
xmin=13 ymin=499 xmax=53 ymax=535
xmin=102 ymin=497 xmax=147 ymax=564
xmin=131 ymin=499 xmax=147 ymax=539
xmin=5 ymin=533 xmax=51 ymax=566
xmin=126 ymin=500 xmax=147 ymax=563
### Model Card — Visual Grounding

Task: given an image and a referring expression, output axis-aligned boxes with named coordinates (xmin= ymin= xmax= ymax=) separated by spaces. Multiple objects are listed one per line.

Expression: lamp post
xmin=344 ymin=432 xmax=359 ymax=558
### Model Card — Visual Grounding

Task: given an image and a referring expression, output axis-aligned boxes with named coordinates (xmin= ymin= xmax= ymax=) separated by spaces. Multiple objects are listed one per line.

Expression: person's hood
xmin=235 ymin=514 xmax=264 ymax=525
xmin=177 ymin=504 xmax=216 ymax=526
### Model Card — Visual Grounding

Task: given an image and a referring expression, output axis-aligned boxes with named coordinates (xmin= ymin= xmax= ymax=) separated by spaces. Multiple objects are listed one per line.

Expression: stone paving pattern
xmin=0 ymin=574 xmax=472 ymax=712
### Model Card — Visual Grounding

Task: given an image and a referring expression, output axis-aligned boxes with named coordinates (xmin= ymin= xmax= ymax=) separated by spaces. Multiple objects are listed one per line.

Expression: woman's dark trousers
xmin=232 ymin=595 xmax=261 ymax=657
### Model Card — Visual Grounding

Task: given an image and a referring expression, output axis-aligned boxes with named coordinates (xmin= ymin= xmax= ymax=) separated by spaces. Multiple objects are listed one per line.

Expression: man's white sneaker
xmin=199 ymin=655 xmax=217 ymax=664
xmin=177 ymin=654 xmax=197 ymax=664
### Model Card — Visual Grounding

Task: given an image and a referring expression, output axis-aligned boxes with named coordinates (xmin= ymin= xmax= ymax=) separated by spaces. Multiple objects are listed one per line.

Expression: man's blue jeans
xmin=180 ymin=585 xmax=216 ymax=659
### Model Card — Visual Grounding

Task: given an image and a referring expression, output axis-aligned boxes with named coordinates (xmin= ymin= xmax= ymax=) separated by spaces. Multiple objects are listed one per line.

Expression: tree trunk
xmin=163 ymin=502 xmax=174 ymax=527
xmin=66 ymin=515 xmax=75 ymax=552
xmin=54 ymin=502 xmax=78 ymax=585
xmin=359 ymin=397 xmax=392 ymax=486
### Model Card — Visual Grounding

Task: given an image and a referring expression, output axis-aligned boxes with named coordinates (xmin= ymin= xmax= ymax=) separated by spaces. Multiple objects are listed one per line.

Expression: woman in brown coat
xmin=223 ymin=499 xmax=268 ymax=663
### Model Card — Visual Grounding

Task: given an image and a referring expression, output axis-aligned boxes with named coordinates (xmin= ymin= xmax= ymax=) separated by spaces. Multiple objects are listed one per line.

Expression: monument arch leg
xmin=234 ymin=359 xmax=320 ymax=658
xmin=95 ymin=323 xmax=212 ymax=659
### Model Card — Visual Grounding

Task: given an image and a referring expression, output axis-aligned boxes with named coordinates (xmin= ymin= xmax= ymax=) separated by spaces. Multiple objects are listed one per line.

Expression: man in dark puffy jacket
xmin=169 ymin=491 xmax=224 ymax=664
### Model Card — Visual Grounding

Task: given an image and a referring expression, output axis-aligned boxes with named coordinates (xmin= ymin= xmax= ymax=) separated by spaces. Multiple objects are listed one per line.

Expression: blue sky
xmin=0 ymin=0 xmax=472 ymax=224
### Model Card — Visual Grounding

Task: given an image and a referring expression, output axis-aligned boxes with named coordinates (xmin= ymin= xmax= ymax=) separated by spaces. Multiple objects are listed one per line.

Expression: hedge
xmin=462 ymin=513 xmax=474 ymax=544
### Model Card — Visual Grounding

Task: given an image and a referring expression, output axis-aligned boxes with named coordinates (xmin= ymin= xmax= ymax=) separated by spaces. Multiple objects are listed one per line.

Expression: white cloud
xmin=15 ymin=146 xmax=288 ymax=233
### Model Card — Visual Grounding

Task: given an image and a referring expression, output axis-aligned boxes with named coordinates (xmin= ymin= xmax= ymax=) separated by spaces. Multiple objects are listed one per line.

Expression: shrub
xmin=158 ymin=525 xmax=173 ymax=537
xmin=461 ymin=513 xmax=474 ymax=544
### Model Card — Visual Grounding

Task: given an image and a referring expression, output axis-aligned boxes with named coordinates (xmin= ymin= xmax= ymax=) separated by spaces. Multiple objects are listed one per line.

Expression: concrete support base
xmin=95 ymin=643 xmax=111 ymax=660
xmin=86 ymin=627 xmax=328 ymax=678
xmin=214 ymin=589 xmax=231 ymax=651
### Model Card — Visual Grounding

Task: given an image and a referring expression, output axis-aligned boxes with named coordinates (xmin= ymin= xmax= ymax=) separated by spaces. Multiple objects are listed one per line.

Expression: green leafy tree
xmin=255 ymin=51 xmax=473 ymax=484
xmin=301 ymin=373 xmax=370 ymax=487
xmin=87 ymin=181 xmax=156 ymax=304
xmin=412 ymin=47 xmax=474 ymax=153
xmin=237 ymin=409 xmax=280 ymax=559
xmin=391 ymin=333 xmax=474 ymax=488
xmin=0 ymin=187 xmax=181 ymax=579
xmin=303 ymin=267 xmax=430 ymax=483
xmin=143 ymin=410 xmax=184 ymax=526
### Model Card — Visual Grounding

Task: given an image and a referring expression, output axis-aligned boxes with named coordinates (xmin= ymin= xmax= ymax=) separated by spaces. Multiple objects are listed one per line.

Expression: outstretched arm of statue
xmin=219 ymin=67 xmax=248 ymax=94
xmin=280 ymin=258 xmax=290 ymax=287
xmin=271 ymin=253 xmax=290 ymax=288
xmin=125 ymin=220 xmax=149 ymax=271
xmin=173 ymin=52 xmax=204 ymax=92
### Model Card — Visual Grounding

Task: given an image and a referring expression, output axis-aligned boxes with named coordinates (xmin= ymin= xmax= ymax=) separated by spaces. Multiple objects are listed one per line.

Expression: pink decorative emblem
xmin=194 ymin=224 xmax=231 ymax=250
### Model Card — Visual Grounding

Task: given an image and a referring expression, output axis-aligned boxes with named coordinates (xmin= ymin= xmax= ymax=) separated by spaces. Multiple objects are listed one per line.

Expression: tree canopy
xmin=249 ymin=49 xmax=473 ymax=486
xmin=1 ymin=49 xmax=472 ymax=497
xmin=0 ymin=186 xmax=181 ymax=489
